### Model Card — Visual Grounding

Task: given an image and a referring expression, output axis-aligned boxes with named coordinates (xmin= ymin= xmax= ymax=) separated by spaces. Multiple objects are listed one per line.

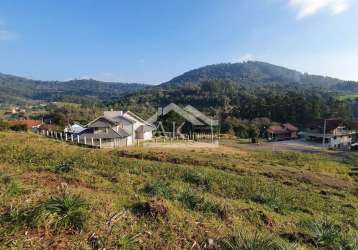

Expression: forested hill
xmin=0 ymin=72 xmax=147 ymax=104
xmin=112 ymin=62 xmax=358 ymax=126
xmin=163 ymin=61 xmax=357 ymax=91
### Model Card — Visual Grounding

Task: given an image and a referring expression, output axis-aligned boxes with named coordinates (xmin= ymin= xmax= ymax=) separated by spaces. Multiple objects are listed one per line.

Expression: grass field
xmin=336 ymin=93 xmax=358 ymax=101
xmin=0 ymin=132 xmax=357 ymax=249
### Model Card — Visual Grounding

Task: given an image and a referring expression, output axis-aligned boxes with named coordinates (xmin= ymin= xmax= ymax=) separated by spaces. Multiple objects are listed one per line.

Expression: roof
xmin=8 ymin=119 xmax=41 ymax=128
xmin=282 ymin=123 xmax=299 ymax=132
xmin=108 ymin=115 xmax=136 ymax=124
xmin=86 ymin=116 xmax=118 ymax=128
xmin=267 ymin=123 xmax=299 ymax=134
xmin=39 ymin=124 xmax=57 ymax=130
xmin=65 ymin=123 xmax=86 ymax=134
xmin=78 ymin=127 xmax=129 ymax=139
xmin=267 ymin=125 xmax=287 ymax=134
xmin=307 ymin=119 xmax=349 ymax=133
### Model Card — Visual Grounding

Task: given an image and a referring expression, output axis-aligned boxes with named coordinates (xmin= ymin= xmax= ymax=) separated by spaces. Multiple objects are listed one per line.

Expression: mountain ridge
xmin=162 ymin=61 xmax=350 ymax=89
xmin=2 ymin=61 xmax=358 ymax=105
xmin=0 ymin=72 xmax=148 ymax=104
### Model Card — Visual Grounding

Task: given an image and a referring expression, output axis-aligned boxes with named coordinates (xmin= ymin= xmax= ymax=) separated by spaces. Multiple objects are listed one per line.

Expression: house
xmin=301 ymin=119 xmax=356 ymax=149
xmin=64 ymin=123 xmax=86 ymax=135
xmin=74 ymin=111 xmax=155 ymax=148
xmin=8 ymin=119 xmax=41 ymax=129
xmin=267 ymin=123 xmax=299 ymax=141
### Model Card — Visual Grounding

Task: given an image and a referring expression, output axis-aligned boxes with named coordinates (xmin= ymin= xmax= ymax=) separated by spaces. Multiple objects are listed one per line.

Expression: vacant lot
xmin=0 ymin=132 xmax=357 ymax=249
xmin=221 ymin=139 xmax=330 ymax=154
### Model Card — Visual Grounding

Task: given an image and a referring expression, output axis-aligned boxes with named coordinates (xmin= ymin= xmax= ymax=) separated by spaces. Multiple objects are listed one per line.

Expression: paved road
xmin=220 ymin=139 xmax=329 ymax=153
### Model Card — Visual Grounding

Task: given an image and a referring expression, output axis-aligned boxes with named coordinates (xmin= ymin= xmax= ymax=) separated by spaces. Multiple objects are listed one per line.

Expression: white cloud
xmin=0 ymin=30 xmax=18 ymax=41
xmin=238 ymin=53 xmax=254 ymax=62
xmin=289 ymin=0 xmax=352 ymax=18
xmin=68 ymin=72 xmax=123 ymax=82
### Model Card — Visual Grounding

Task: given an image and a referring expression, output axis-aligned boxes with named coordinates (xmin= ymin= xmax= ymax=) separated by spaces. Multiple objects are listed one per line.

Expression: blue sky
xmin=0 ymin=0 xmax=357 ymax=84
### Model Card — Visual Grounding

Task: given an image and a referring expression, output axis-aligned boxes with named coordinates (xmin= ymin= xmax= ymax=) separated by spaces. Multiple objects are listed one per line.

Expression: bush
xmin=178 ymin=190 xmax=225 ymax=217
xmin=181 ymin=171 xmax=211 ymax=190
xmin=1 ymin=191 xmax=88 ymax=232
xmin=33 ymin=192 xmax=88 ymax=231
xmin=251 ymin=187 xmax=295 ymax=214
xmin=54 ymin=161 xmax=74 ymax=173
xmin=0 ymin=119 xmax=9 ymax=131
xmin=9 ymin=124 xmax=28 ymax=132
xmin=142 ymin=181 xmax=174 ymax=199
xmin=302 ymin=219 xmax=358 ymax=250
xmin=219 ymin=231 xmax=297 ymax=250
xmin=0 ymin=173 xmax=23 ymax=196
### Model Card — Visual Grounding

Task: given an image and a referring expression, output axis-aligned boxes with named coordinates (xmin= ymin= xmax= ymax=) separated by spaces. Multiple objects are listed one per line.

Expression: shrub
xmin=54 ymin=161 xmax=74 ymax=173
xmin=181 ymin=171 xmax=211 ymax=190
xmin=1 ymin=192 xmax=90 ymax=232
xmin=142 ymin=181 xmax=174 ymax=199
xmin=178 ymin=190 xmax=225 ymax=217
xmin=116 ymin=234 xmax=140 ymax=249
xmin=0 ymin=173 xmax=23 ymax=196
xmin=219 ymin=231 xmax=296 ymax=250
xmin=33 ymin=192 xmax=88 ymax=231
xmin=0 ymin=119 xmax=9 ymax=131
xmin=301 ymin=219 xmax=358 ymax=249
xmin=251 ymin=187 xmax=294 ymax=214
xmin=9 ymin=124 xmax=28 ymax=132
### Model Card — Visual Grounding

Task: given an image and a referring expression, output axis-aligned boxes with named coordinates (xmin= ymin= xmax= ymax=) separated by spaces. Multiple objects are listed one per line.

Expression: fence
xmin=36 ymin=129 xmax=220 ymax=149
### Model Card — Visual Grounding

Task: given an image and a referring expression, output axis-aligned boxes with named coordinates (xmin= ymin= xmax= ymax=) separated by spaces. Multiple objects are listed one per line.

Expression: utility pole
xmin=210 ymin=119 xmax=214 ymax=144
xmin=322 ymin=119 xmax=327 ymax=146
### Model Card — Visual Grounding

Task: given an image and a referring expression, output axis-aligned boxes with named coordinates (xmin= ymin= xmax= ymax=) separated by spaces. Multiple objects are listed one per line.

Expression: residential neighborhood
xmin=1 ymin=1 xmax=358 ymax=248
xmin=64 ymin=111 xmax=155 ymax=148
xmin=301 ymin=119 xmax=357 ymax=150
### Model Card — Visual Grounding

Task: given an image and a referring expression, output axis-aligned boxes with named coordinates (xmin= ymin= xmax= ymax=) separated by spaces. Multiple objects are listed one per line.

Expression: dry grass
xmin=0 ymin=131 xmax=357 ymax=249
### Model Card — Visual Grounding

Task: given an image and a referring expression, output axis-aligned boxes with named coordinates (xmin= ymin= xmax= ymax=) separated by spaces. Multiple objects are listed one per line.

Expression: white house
xmin=71 ymin=110 xmax=154 ymax=148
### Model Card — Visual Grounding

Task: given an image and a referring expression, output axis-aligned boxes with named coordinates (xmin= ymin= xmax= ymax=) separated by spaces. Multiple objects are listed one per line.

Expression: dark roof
xmin=307 ymin=119 xmax=349 ymax=133
xmin=78 ymin=127 xmax=129 ymax=139
xmin=86 ymin=116 xmax=117 ymax=128
xmin=108 ymin=115 xmax=136 ymax=124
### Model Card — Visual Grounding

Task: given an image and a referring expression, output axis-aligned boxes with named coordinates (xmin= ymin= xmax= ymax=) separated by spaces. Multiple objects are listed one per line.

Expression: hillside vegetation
xmin=0 ymin=73 xmax=147 ymax=104
xmin=0 ymin=132 xmax=357 ymax=249
xmin=163 ymin=61 xmax=352 ymax=90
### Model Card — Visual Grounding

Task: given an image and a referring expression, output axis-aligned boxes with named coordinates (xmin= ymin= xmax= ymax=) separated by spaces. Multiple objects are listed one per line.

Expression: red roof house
xmin=267 ymin=123 xmax=299 ymax=141
xmin=8 ymin=119 xmax=42 ymax=129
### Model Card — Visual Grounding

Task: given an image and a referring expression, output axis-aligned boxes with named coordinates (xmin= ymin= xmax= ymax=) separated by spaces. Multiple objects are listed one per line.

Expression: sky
xmin=0 ymin=0 xmax=357 ymax=84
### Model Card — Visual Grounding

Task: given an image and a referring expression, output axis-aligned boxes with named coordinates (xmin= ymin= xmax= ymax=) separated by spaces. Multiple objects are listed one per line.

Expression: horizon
xmin=0 ymin=0 xmax=357 ymax=83
xmin=0 ymin=60 xmax=352 ymax=85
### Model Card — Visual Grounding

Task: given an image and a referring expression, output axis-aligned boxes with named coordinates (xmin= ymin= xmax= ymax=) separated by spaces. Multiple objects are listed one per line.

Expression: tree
xmin=10 ymin=124 xmax=28 ymax=132
xmin=0 ymin=119 xmax=9 ymax=131
xmin=247 ymin=123 xmax=260 ymax=143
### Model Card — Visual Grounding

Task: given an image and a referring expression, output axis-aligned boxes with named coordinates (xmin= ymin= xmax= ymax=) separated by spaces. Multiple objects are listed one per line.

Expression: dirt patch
xmin=296 ymin=171 xmax=351 ymax=189
xmin=131 ymin=199 xmax=168 ymax=219
xmin=21 ymin=170 xmax=92 ymax=190
xmin=143 ymin=142 xmax=219 ymax=149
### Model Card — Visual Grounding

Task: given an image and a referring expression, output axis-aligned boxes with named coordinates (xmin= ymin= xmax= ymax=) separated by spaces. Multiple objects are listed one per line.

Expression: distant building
xmin=38 ymin=124 xmax=58 ymax=133
xmin=64 ymin=123 xmax=86 ymax=135
xmin=267 ymin=123 xmax=299 ymax=141
xmin=71 ymin=111 xmax=155 ymax=148
xmin=8 ymin=119 xmax=41 ymax=129
xmin=301 ymin=119 xmax=356 ymax=150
